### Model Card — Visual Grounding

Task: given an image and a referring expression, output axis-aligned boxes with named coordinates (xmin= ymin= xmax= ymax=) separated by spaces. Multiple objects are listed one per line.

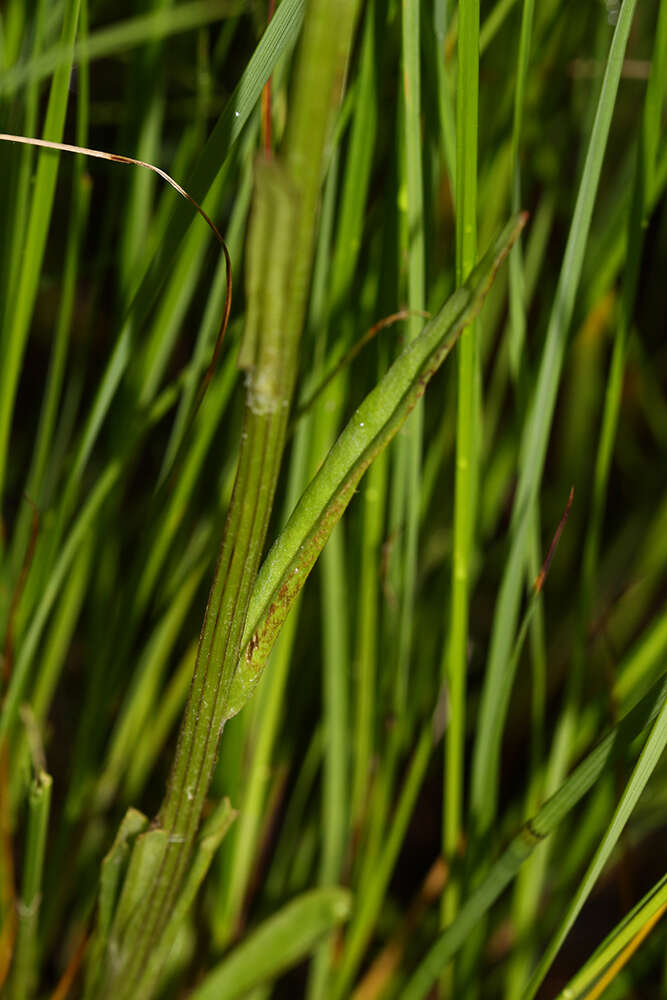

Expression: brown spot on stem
xmin=534 ymin=486 xmax=574 ymax=593
xmin=246 ymin=632 xmax=259 ymax=663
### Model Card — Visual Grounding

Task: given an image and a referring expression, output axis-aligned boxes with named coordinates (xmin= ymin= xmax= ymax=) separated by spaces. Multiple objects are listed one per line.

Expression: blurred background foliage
xmin=0 ymin=0 xmax=666 ymax=997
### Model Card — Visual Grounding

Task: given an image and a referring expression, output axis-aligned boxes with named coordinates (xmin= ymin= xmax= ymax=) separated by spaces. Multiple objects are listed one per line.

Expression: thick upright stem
xmin=442 ymin=0 xmax=479 ymax=941
xmin=99 ymin=2 xmax=362 ymax=996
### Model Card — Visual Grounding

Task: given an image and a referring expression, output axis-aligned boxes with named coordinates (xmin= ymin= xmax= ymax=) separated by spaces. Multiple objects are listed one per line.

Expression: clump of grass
xmin=1 ymin=1 xmax=667 ymax=998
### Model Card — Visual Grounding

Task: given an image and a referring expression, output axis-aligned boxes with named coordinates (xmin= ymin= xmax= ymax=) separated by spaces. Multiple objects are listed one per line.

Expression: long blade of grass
xmin=507 ymin=12 xmax=667 ymax=994
xmin=0 ymin=0 xmax=240 ymax=97
xmin=136 ymin=798 xmax=237 ymax=995
xmin=431 ymin=0 xmax=456 ymax=191
xmin=0 ymin=463 xmax=120 ymax=750
xmin=0 ymin=133 xmax=232 ymax=301
xmin=0 ymin=0 xmax=81 ymax=509
xmin=9 ymin=135 xmax=91 ymax=584
xmin=442 ymin=0 xmax=480 ymax=945
xmin=230 ymin=215 xmax=526 ymax=713
xmin=333 ymin=0 xmax=382 ymax=830
xmin=522 ymin=695 xmax=667 ymax=997
xmin=394 ymin=0 xmax=425 ymax=718
xmin=190 ymin=889 xmax=352 ymax=1000
xmin=0 ymin=0 xmax=48 ymax=340
xmin=33 ymin=0 xmax=306 ymax=538
xmin=9 ymin=540 xmax=92 ymax=807
xmin=556 ymin=870 xmax=667 ymax=1000
xmin=94 ymin=4 xmax=363 ymax=994
xmin=7 ymin=767 xmax=51 ymax=1000
xmin=400 ymin=667 xmax=667 ymax=1000
xmin=501 ymin=6 xmax=546 ymax=993
xmin=507 ymin=0 xmax=535 ymax=379
xmin=332 ymin=723 xmax=434 ymax=1000
xmin=470 ymin=0 xmax=639 ymax=840
xmin=306 ymin=154 xmax=350 ymax=1000
xmin=116 ymin=0 xmax=170 ymax=301
xmin=571 ymin=0 xmax=667 ymax=727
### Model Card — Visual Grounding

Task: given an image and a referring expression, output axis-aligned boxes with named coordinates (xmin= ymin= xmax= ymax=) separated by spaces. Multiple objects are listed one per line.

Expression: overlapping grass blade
xmin=37 ymin=0 xmax=306 ymax=534
xmin=556 ymin=871 xmax=667 ymax=1000
xmin=231 ymin=215 xmax=525 ymax=713
xmin=442 ymin=0 xmax=480 ymax=946
xmin=191 ymin=889 xmax=352 ymax=1000
xmin=0 ymin=0 xmax=81 ymax=506
xmin=470 ymin=0 xmax=640 ymax=839
xmin=401 ymin=668 xmax=667 ymax=1000
xmin=332 ymin=724 xmax=433 ymax=1000
xmin=522 ymin=691 xmax=667 ymax=997
xmin=0 ymin=0 xmax=240 ymax=97
xmin=7 ymin=767 xmax=51 ymax=1000
xmin=0 ymin=463 xmax=120 ymax=751
xmin=1 ymin=2 xmax=664 ymax=995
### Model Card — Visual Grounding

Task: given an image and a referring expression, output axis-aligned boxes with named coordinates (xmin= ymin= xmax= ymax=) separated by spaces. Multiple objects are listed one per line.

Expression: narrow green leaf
xmin=229 ymin=214 xmax=526 ymax=717
xmin=470 ymin=0 xmax=640 ymax=838
xmin=95 ymin=4 xmax=363 ymax=993
xmin=0 ymin=0 xmax=81 ymax=504
xmin=84 ymin=809 xmax=150 ymax=999
xmin=8 ymin=769 xmax=51 ymax=1000
xmin=332 ymin=724 xmax=433 ymax=999
xmin=136 ymin=799 xmax=236 ymax=998
xmin=556 ymin=871 xmax=667 ymax=1000
xmin=40 ymin=0 xmax=307 ymax=530
xmin=190 ymin=889 xmax=353 ymax=1000
xmin=401 ymin=668 xmax=667 ymax=1000
xmin=0 ymin=463 xmax=121 ymax=750
xmin=522 ymin=691 xmax=667 ymax=997
xmin=0 ymin=0 xmax=241 ymax=96
xmin=443 ymin=0 xmax=480 ymax=943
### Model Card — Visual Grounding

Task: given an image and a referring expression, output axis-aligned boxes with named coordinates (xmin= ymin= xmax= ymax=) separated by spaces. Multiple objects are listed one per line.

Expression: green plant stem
xmin=191 ymin=889 xmax=352 ymax=1000
xmin=332 ymin=723 xmax=433 ymax=999
xmin=9 ymin=769 xmax=52 ymax=1000
xmin=213 ymin=416 xmax=311 ymax=948
xmin=524 ymin=684 xmax=667 ymax=998
xmin=233 ymin=215 xmax=525 ymax=700
xmin=0 ymin=0 xmax=81 ymax=512
xmin=0 ymin=0 xmax=79 ymax=532
xmin=503 ymin=0 xmax=540 ymax=994
xmin=470 ymin=0 xmax=639 ymax=845
xmin=556 ymin=870 xmax=667 ymax=1000
xmin=0 ymin=0 xmax=47 ymax=340
xmin=20 ymin=0 xmax=306 ymax=570
xmin=571 ymin=0 xmax=667 ymax=748
xmin=401 ymin=667 xmax=667 ymax=1000
xmin=306 ymin=152 xmax=348 ymax=1000
xmin=97 ymin=2 xmax=362 ymax=995
xmin=507 ymin=0 xmax=534 ymax=380
xmin=442 ymin=0 xmax=479 ymax=940
xmin=395 ymin=0 xmax=425 ymax=719
xmin=352 ymin=448 xmax=388 ymax=824
xmin=0 ymin=0 xmax=239 ymax=97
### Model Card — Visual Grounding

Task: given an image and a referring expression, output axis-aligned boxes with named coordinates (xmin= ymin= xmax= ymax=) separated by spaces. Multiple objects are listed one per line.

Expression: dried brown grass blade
xmin=0 ymin=132 xmax=232 ymax=430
